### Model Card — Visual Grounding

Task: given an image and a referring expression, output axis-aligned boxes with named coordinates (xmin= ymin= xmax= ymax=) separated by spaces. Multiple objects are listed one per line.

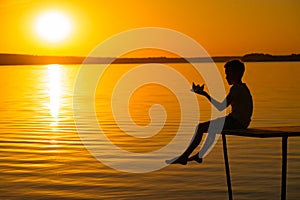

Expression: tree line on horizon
xmin=0 ymin=53 xmax=299 ymax=65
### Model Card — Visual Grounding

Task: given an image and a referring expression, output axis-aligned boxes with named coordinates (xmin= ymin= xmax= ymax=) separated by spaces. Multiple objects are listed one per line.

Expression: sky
xmin=1 ymin=0 xmax=300 ymax=57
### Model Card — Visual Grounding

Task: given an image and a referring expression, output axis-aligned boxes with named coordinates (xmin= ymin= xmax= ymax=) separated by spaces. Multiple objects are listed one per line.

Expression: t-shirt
xmin=228 ymin=83 xmax=253 ymax=127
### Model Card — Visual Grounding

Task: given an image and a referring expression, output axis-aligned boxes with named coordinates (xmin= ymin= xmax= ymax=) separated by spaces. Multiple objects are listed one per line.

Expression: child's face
xmin=225 ymin=72 xmax=233 ymax=85
xmin=225 ymin=70 xmax=240 ymax=85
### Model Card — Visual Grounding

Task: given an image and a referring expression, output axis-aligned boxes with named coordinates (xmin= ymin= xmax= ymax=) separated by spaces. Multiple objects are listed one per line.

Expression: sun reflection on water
xmin=47 ymin=64 xmax=62 ymax=125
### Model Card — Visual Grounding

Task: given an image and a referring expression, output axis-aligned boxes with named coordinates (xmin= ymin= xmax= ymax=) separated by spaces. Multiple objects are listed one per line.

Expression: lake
xmin=0 ymin=62 xmax=300 ymax=199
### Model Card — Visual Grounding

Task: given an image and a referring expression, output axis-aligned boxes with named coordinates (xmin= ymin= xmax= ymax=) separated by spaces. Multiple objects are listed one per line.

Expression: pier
xmin=221 ymin=126 xmax=300 ymax=200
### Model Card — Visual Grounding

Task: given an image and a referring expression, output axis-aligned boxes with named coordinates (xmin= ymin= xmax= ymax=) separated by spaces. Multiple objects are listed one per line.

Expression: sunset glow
xmin=0 ymin=1 xmax=300 ymax=199
xmin=0 ymin=1 xmax=299 ymax=56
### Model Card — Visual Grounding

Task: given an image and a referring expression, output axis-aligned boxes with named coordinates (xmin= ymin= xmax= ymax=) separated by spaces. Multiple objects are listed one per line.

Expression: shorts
xmin=199 ymin=115 xmax=247 ymax=134
xmin=223 ymin=115 xmax=247 ymax=130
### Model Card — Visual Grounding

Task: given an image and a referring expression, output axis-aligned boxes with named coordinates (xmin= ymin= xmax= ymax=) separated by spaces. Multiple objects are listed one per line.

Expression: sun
xmin=35 ymin=11 xmax=71 ymax=43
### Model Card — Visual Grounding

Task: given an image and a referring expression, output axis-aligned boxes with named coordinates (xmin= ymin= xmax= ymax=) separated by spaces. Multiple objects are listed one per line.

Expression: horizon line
xmin=0 ymin=52 xmax=299 ymax=58
xmin=0 ymin=53 xmax=300 ymax=65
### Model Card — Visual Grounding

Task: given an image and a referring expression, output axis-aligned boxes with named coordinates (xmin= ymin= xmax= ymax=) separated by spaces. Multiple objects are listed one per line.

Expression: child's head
xmin=224 ymin=59 xmax=245 ymax=85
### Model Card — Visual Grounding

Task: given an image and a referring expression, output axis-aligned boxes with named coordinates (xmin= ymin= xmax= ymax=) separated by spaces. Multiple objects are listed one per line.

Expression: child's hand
xmin=192 ymin=82 xmax=206 ymax=95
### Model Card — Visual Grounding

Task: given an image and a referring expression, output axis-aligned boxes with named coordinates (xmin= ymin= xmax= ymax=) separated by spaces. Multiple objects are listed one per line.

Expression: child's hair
xmin=224 ymin=59 xmax=245 ymax=78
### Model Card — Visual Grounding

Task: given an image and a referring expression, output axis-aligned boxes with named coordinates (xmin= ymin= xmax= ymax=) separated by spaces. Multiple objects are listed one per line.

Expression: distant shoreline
xmin=0 ymin=53 xmax=300 ymax=65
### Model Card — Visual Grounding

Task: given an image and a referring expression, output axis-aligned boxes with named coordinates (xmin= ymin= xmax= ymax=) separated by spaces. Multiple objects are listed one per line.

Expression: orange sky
xmin=1 ymin=0 xmax=299 ymax=57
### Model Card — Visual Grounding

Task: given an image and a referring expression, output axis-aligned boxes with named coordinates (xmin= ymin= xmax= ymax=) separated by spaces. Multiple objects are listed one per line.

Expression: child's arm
xmin=192 ymin=85 xmax=232 ymax=111
xmin=200 ymin=91 xmax=231 ymax=111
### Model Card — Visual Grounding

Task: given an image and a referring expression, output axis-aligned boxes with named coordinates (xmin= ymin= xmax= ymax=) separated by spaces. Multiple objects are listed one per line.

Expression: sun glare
xmin=35 ymin=11 xmax=71 ymax=43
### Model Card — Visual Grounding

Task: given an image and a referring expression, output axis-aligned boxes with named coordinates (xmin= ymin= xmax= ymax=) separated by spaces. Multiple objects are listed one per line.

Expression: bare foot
xmin=166 ymin=156 xmax=188 ymax=165
xmin=187 ymin=154 xmax=203 ymax=164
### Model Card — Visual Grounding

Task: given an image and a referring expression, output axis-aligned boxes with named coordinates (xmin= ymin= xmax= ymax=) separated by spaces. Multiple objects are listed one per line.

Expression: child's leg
xmin=180 ymin=121 xmax=210 ymax=158
xmin=193 ymin=117 xmax=226 ymax=161
xmin=168 ymin=121 xmax=209 ymax=164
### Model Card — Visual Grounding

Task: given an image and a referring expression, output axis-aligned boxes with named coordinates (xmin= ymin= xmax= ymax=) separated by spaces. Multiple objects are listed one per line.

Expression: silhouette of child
xmin=167 ymin=59 xmax=253 ymax=165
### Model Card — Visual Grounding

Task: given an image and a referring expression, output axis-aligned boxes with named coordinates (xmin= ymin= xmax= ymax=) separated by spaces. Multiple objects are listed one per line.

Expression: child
xmin=168 ymin=59 xmax=253 ymax=165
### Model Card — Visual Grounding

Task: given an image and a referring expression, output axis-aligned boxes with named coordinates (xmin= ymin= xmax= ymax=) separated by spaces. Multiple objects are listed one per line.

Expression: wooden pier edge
xmin=221 ymin=126 xmax=300 ymax=200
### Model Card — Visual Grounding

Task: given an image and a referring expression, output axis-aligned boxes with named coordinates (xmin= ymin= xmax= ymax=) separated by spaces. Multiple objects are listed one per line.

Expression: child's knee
xmin=196 ymin=122 xmax=209 ymax=133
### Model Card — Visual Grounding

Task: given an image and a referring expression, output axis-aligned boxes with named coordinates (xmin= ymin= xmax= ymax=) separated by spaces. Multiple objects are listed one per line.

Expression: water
xmin=1 ymin=62 xmax=300 ymax=199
